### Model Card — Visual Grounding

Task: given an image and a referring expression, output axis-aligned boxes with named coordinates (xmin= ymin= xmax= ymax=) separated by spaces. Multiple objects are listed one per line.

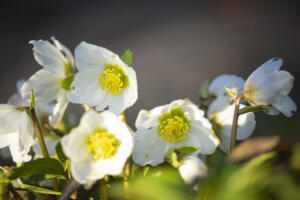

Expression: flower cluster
xmin=0 ymin=37 xmax=297 ymax=199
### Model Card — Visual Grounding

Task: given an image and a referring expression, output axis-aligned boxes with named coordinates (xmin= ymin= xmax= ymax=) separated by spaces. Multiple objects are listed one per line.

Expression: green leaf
xmin=238 ymin=105 xmax=269 ymax=115
xmin=176 ymin=146 xmax=199 ymax=154
xmin=55 ymin=142 xmax=68 ymax=169
xmin=0 ymin=169 xmax=10 ymax=185
xmin=9 ymin=158 xmax=66 ymax=180
xmin=30 ymin=89 xmax=35 ymax=111
xmin=199 ymin=81 xmax=210 ymax=98
xmin=224 ymin=86 xmax=237 ymax=98
xmin=16 ymin=184 xmax=61 ymax=195
xmin=121 ymin=49 xmax=133 ymax=66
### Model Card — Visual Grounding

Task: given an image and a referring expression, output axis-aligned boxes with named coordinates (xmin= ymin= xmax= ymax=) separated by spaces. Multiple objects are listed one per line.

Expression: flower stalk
xmin=230 ymin=95 xmax=244 ymax=151
xmin=29 ymin=107 xmax=60 ymax=192
xmin=100 ymin=179 xmax=108 ymax=200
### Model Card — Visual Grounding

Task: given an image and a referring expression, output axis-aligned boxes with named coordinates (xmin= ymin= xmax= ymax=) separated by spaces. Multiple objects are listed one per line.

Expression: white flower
xmin=61 ymin=110 xmax=133 ymax=184
xmin=0 ymin=105 xmax=34 ymax=163
xmin=244 ymin=58 xmax=297 ymax=117
xmin=208 ymin=96 xmax=256 ymax=154
xmin=67 ymin=42 xmax=138 ymax=114
xmin=21 ymin=37 xmax=74 ymax=127
xmin=209 ymin=74 xmax=245 ymax=97
xmin=178 ymin=155 xmax=207 ymax=184
xmin=9 ymin=80 xmax=54 ymax=124
xmin=132 ymin=99 xmax=219 ymax=167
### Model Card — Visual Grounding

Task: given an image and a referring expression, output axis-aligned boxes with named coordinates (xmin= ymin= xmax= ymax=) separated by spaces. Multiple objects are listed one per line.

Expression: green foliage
xmin=55 ymin=142 xmax=69 ymax=170
xmin=239 ymin=105 xmax=269 ymax=115
xmin=0 ymin=169 xmax=10 ymax=185
xmin=121 ymin=49 xmax=133 ymax=66
xmin=111 ymin=166 xmax=188 ymax=200
xmin=196 ymin=152 xmax=300 ymax=200
xmin=9 ymin=158 xmax=66 ymax=180
xmin=200 ymin=81 xmax=210 ymax=98
xmin=15 ymin=184 xmax=61 ymax=195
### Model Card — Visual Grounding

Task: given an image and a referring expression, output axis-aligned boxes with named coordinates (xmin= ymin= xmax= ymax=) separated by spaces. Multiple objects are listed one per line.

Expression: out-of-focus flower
xmin=61 ymin=110 xmax=133 ymax=184
xmin=21 ymin=37 xmax=74 ymax=127
xmin=67 ymin=42 xmax=138 ymax=114
xmin=244 ymin=58 xmax=297 ymax=117
xmin=0 ymin=105 xmax=34 ymax=163
xmin=178 ymin=155 xmax=207 ymax=184
xmin=208 ymin=97 xmax=256 ymax=154
xmin=132 ymin=99 xmax=219 ymax=167
xmin=33 ymin=138 xmax=59 ymax=159
xmin=209 ymin=74 xmax=245 ymax=97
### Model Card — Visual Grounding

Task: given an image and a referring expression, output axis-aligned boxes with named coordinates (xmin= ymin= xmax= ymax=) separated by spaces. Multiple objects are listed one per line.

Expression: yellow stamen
xmin=86 ymin=128 xmax=120 ymax=160
xmin=98 ymin=64 xmax=129 ymax=95
xmin=159 ymin=108 xmax=189 ymax=143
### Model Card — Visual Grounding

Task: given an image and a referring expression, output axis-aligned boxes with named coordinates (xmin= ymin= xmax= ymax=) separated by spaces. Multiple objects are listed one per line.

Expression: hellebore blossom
xmin=0 ymin=105 xmax=34 ymax=163
xmin=61 ymin=110 xmax=133 ymax=184
xmin=132 ymin=99 xmax=219 ymax=167
xmin=244 ymin=58 xmax=297 ymax=117
xmin=178 ymin=154 xmax=207 ymax=184
xmin=67 ymin=42 xmax=138 ymax=114
xmin=208 ymin=96 xmax=256 ymax=154
xmin=21 ymin=37 xmax=75 ymax=127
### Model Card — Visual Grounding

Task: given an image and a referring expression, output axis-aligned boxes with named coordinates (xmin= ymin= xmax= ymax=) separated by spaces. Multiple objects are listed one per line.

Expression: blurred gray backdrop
xmin=0 ymin=0 xmax=299 ymax=141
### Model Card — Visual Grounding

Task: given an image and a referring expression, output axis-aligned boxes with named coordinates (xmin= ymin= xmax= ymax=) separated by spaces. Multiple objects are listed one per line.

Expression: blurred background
xmin=0 ymin=0 xmax=299 ymax=151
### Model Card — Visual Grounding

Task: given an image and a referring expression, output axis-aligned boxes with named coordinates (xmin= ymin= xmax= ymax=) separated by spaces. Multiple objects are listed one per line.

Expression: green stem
xmin=30 ymin=108 xmax=60 ymax=192
xmin=230 ymin=95 xmax=243 ymax=151
xmin=100 ymin=179 xmax=108 ymax=200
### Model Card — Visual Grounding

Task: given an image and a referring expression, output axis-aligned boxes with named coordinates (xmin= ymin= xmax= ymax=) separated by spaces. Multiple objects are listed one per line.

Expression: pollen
xmin=98 ymin=64 xmax=129 ymax=95
xmin=86 ymin=128 xmax=120 ymax=160
xmin=159 ymin=107 xmax=189 ymax=143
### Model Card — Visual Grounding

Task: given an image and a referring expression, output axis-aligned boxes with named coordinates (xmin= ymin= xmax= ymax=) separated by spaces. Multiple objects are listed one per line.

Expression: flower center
xmin=243 ymin=84 xmax=258 ymax=105
xmin=86 ymin=128 xmax=120 ymax=160
xmin=159 ymin=107 xmax=189 ymax=143
xmin=98 ymin=64 xmax=129 ymax=95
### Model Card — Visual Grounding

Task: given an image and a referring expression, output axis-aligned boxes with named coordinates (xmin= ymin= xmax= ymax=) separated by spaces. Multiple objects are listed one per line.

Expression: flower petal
xmin=132 ymin=127 xmax=167 ymax=166
xmin=209 ymin=74 xmax=245 ymax=96
xmin=75 ymin=41 xmax=116 ymax=71
xmin=61 ymin=125 xmax=91 ymax=162
xmin=179 ymin=155 xmax=207 ymax=183
xmin=51 ymin=37 xmax=74 ymax=69
xmin=49 ymin=93 xmax=69 ymax=127
xmin=104 ymin=67 xmax=138 ymax=114
xmin=176 ymin=99 xmax=205 ymax=121
xmin=70 ymin=159 xmax=93 ymax=184
xmin=248 ymin=58 xmax=283 ymax=82
xmin=207 ymin=95 xmax=232 ymax=117
xmin=67 ymin=69 xmax=106 ymax=106
xmin=271 ymin=95 xmax=297 ymax=117
xmin=21 ymin=69 xmax=62 ymax=103
xmin=0 ymin=132 xmax=18 ymax=148
xmin=189 ymin=122 xmax=219 ymax=155
xmin=0 ymin=105 xmax=26 ymax=135
xmin=135 ymin=105 xmax=169 ymax=130
xmin=30 ymin=40 xmax=66 ymax=78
